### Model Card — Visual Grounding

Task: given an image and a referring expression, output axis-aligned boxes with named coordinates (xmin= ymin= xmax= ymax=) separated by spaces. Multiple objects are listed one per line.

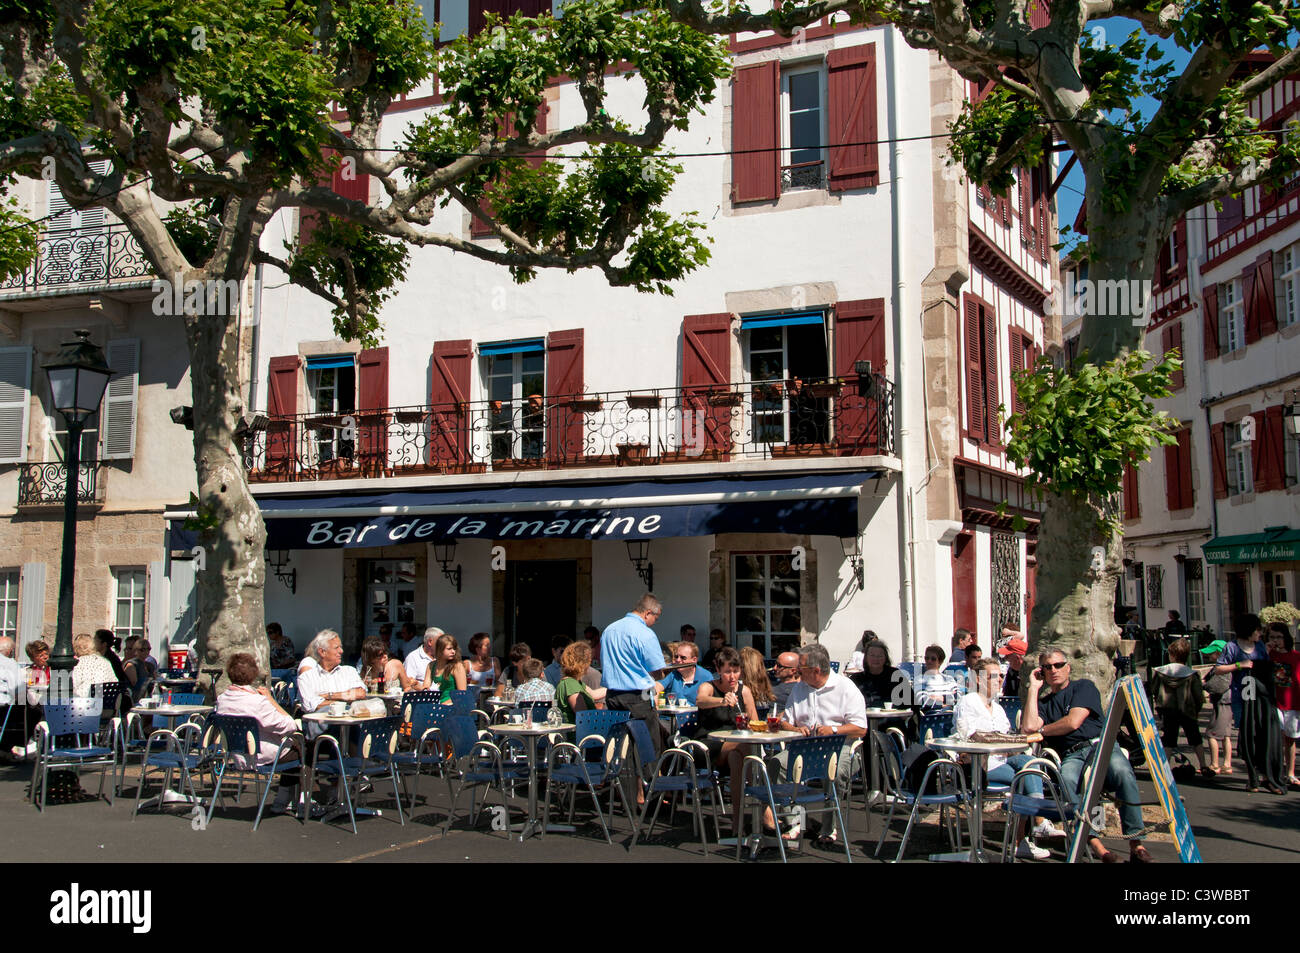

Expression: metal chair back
xmin=444 ymin=714 xmax=483 ymax=761
xmin=357 ymin=717 xmax=402 ymax=760
xmin=170 ymin=692 xmax=206 ymax=706
xmin=573 ymin=709 xmax=629 ymax=742
xmin=918 ymin=709 xmax=954 ymax=741
xmin=782 ymin=734 xmax=846 ymax=784
xmin=206 ymin=714 xmax=260 ymax=761
xmin=996 ymin=695 xmax=1023 ymax=730
xmin=45 ymin=699 xmax=105 ymax=743
xmin=401 ymin=690 xmax=440 ymax=715
xmin=449 ymin=689 xmax=478 ymax=714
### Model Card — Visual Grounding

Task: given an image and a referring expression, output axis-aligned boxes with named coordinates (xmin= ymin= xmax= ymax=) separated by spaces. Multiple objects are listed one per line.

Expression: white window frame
xmin=780 ymin=63 xmax=827 ymax=193
xmin=113 ymin=567 xmax=147 ymax=641
xmin=0 ymin=569 xmax=18 ymax=640
xmin=1227 ymin=420 xmax=1253 ymax=495
xmin=1287 ymin=426 xmax=1300 ymax=488
xmin=1268 ymin=571 xmax=1290 ymax=607
xmin=731 ymin=552 xmax=802 ymax=658
xmin=1279 ymin=242 xmax=1300 ymax=329
xmin=742 ymin=321 xmax=830 ymax=448
xmin=1184 ymin=558 xmax=1206 ymax=623
xmin=484 ymin=350 xmax=545 ymax=462
xmin=306 ymin=361 xmax=355 ymax=464
xmin=1221 ymin=278 xmax=1245 ymax=352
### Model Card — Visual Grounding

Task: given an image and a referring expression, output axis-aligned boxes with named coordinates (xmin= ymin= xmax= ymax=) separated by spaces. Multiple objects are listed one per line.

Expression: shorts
xmin=1206 ymin=694 xmax=1232 ymax=741
xmin=1159 ymin=709 xmax=1201 ymax=748
xmin=1280 ymin=710 xmax=1300 ymax=740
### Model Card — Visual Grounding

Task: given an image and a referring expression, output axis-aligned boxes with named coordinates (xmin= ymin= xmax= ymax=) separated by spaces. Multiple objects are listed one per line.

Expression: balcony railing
xmin=242 ymin=374 xmax=895 ymax=484
xmin=0 ymin=224 xmax=152 ymax=294
xmin=17 ymin=462 xmax=103 ymax=505
xmin=781 ymin=160 xmax=827 ymax=192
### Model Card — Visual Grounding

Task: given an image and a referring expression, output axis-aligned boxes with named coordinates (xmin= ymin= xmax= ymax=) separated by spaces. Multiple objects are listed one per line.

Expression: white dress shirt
xmin=404 ymin=645 xmax=433 ymax=682
xmin=0 ymin=654 xmax=22 ymax=705
xmin=781 ymin=671 xmax=867 ymax=731
xmin=954 ymin=692 xmax=1014 ymax=769
xmin=297 ymin=663 xmax=364 ymax=712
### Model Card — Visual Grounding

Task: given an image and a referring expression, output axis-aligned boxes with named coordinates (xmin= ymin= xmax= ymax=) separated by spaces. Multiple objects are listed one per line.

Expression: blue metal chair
xmin=997 ymin=695 xmax=1023 ymax=730
xmin=628 ymin=735 xmax=723 ymax=854
xmin=169 ymin=692 xmax=206 ymax=706
xmin=31 ymin=699 xmax=118 ymax=810
xmin=401 ymin=689 xmax=441 ymax=707
xmin=872 ymin=729 xmax=972 ymax=862
xmin=309 ymin=716 xmax=406 ymax=834
xmin=251 ymin=730 xmax=306 ymax=831
xmin=543 ymin=721 xmax=633 ymax=843
xmin=449 ymin=689 xmax=478 ymax=714
xmin=573 ymin=709 xmax=630 ymax=743
xmin=736 ymin=734 xmax=853 ymax=863
xmin=202 ymin=713 xmax=282 ymax=825
xmin=382 ymin=701 xmax=450 ymax=813
xmin=829 ymin=661 xmax=840 ymax=673
xmin=898 ymin=661 xmax=925 ymax=680
xmin=1000 ymin=757 xmax=1076 ymax=862
xmin=442 ymin=714 xmax=529 ymax=839
xmin=918 ymin=709 xmax=955 ymax=741
xmin=131 ymin=719 xmax=219 ymax=819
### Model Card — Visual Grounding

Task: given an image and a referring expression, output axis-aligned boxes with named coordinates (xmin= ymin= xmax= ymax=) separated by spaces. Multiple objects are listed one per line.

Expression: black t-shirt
xmin=1039 ymin=679 xmax=1103 ymax=754
xmin=1002 ymin=665 xmax=1021 ymax=698
xmin=851 ymin=667 xmax=913 ymax=708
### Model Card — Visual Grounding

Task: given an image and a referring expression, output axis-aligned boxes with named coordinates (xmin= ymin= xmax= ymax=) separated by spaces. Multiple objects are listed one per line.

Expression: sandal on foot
xmin=1130 ymin=845 xmax=1154 ymax=863
xmin=1199 ymin=767 xmax=1217 ymax=779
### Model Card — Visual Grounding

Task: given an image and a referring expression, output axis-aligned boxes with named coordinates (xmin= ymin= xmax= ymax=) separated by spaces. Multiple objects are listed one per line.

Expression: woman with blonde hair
xmin=739 ymin=646 xmax=775 ymax=706
xmin=71 ymin=632 xmax=117 ymax=698
xmin=429 ymin=633 xmax=468 ymax=703
xmin=555 ymin=640 xmax=607 ymax=721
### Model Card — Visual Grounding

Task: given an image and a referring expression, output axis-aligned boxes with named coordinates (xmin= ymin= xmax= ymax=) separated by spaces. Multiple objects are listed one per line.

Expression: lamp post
xmin=42 ymin=330 xmax=113 ymax=673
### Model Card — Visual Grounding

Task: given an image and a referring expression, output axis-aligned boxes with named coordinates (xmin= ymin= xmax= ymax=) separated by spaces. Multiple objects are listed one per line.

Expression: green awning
xmin=1202 ymin=528 xmax=1300 ymax=565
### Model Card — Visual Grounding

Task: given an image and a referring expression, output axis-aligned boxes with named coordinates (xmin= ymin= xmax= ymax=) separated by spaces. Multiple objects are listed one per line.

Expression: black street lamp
xmin=42 ymin=330 xmax=113 ymax=673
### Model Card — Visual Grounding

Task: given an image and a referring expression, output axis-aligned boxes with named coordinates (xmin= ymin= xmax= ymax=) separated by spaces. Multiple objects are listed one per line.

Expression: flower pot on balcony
xmin=807 ymin=381 xmax=842 ymax=399
xmin=570 ymin=398 xmax=604 ymax=413
xmin=627 ymin=394 xmax=661 ymax=410
xmin=707 ymin=391 xmax=744 ymax=407
xmin=616 ymin=443 xmax=651 ymax=464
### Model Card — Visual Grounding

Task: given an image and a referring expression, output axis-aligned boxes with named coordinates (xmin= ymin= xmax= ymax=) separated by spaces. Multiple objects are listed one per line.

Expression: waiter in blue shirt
xmin=601 ymin=593 xmax=669 ymax=758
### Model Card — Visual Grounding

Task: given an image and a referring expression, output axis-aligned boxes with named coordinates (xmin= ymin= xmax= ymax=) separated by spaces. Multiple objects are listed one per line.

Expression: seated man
xmin=403 ymin=627 xmax=441 ymax=686
xmin=658 ymin=640 xmax=713 ymax=706
xmin=297 ymin=629 xmax=366 ymax=717
xmin=543 ymin=634 xmax=573 ymax=686
xmin=1021 ymin=649 xmax=1152 ymax=863
xmin=768 ymin=643 xmax=866 ymax=845
xmin=770 ymin=651 xmax=801 ymax=709
xmin=514 ymin=658 xmax=557 ymax=704
xmin=0 ymin=636 xmax=28 ymax=755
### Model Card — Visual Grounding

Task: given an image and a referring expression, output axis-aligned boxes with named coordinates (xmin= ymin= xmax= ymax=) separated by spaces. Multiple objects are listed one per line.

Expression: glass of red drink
xmin=735 ymin=713 xmax=747 ymax=731
xmin=767 ymin=716 xmax=781 ymax=733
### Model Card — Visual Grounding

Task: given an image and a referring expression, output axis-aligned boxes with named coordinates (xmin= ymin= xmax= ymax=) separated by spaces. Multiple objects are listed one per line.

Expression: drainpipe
xmin=885 ymin=25 xmax=914 ymax=662
xmin=1186 ymin=253 xmax=1222 ymax=636
xmin=248 ymin=262 xmax=264 ymax=412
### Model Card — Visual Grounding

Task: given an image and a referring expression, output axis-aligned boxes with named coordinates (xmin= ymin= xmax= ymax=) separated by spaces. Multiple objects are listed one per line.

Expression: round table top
xmin=706 ymin=729 xmax=803 ymax=744
xmin=490 ymin=721 xmax=574 ymax=735
xmin=864 ymin=708 xmax=913 ymax=719
xmin=657 ymin=705 xmax=698 ymax=715
xmin=157 ymin=678 xmax=199 ymax=687
xmin=301 ymin=709 xmax=391 ymax=724
xmin=926 ymin=735 xmax=1032 ymax=756
xmin=140 ymin=703 xmax=212 ymax=717
xmin=485 ymin=697 xmax=514 ymax=707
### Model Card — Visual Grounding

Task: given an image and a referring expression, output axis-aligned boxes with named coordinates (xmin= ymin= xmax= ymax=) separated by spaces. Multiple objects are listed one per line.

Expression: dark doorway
xmin=1226 ymin=571 xmax=1250 ymax=632
xmin=505 ymin=560 xmax=578 ymax=651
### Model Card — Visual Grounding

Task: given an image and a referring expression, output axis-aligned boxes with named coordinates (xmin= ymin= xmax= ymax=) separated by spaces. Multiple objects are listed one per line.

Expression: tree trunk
xmin=1028 ymin=490 xmax=1123 ymax=705
xmin=185 ymin=301 xmax=268 ymax=695
xmin=1075 ymin=197 xmax=1162 ymax=363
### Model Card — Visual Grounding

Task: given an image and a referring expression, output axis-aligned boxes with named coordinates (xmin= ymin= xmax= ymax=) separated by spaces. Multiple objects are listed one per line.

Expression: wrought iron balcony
xmin=0 ymin=224 xmax=152 ymax=295
xmin=17 ymin=461 xmax=103 ymax=505
xmin=242 ymin=373 xmax=895 ymax=484
xmin=781 ymin=160 xmax=827 ymax=192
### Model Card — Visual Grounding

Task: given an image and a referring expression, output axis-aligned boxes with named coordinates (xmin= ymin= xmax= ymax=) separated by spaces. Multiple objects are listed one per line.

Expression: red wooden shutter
xmin=1166 ymin=321 xmax=1185 ymax=389
xmin=1173 ymin=219 xmax=1188 ymax=271
xmin=951 ymin=531 xmax=977 ymax=635
xmin=1254 ymin=251 xmax=1278 ymax=338
xmin=983 ymin=301 xmax=999 ymax=444
xmin=1255 ymin=405 xmax=1286 ymax=492
xmin=357 ymin=347 xmax=389 ymax=474
xmin=266 ymin=355 xmax=300 ymax=471
xmin=1027 ymin=0 xmax=1050 ymax=28
xmin=1034 ymin=158 xmax=1051 ymax=260
xmin=731 ymin=62 xmax=779 ymax=203
xmin=1178 ymin=428 xmax=1194 ymax=509
xmin=1017 ymin=168 xmax=1032 ymax=248
xmin=834 ymin=298 xmax=887 ymax=454
xmin=1122 ymin=464 xmax=1139 ymax=520
xmin=1202 ymin=286 xmax=1220 ymax=360
xmin=300 ymin=143 xmax=370 ymax=245
xmin=472 ymin=104 xmax=549 ymax=238
xmin=827 ymin=45 xmax=879 ymax=192
xmin=681 ymin=313 xmax=733 ymax=455
xmin=1009 ymin=328 xmax=1025 ymax=416
xmin=430 ymin=340 xmax=472 ymax=469
xmin=545 ymin=328 xmax=584 ymax=465
xmin=964 ymin=296 xmax=984 ymax=440
xmin=1210 ymin=422 xmax=1228 ymax=499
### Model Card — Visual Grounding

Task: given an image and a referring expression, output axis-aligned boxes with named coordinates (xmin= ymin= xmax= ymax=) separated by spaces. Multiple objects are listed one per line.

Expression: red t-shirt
xmin=1269 ymin=650 xmax=1300 ymax=711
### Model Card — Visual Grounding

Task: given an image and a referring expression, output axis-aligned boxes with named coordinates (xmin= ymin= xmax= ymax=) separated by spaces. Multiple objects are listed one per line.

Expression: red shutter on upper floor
xmin=1255 ymin=405 xmax=1286 ymax=492
xmin=299 ymin=143 xmax=371 ymax=245
xmin=472 ymin=102 xmax=550 ymax=238
xmin=681 ymin=313 xmax=733 ymax=455
xmin=731 ymin=62 xmax=779 ymax=204
xmin=1165 ymin=427 xmax=1193 ymax=511
xmin=1027 ymin=0 xmax=1051 ymax=29
xmin=1168 ymin=322 xmax=1184 ymax=390
xmin=827 ymin=44 xmax=879 ymax=192
xmin=1122 ymin=464 xmax=1139 ymax=520
xmin=951 ymin=532 xmax=978 ymax=635
xmin=545 ymin=328 xmax=584 ymax=464
xmin=357 ymin=347 xmax=389 ymax=473
xmin=430 ymin=340 xmax=472 ymax=468
xmin=1034 ymin=158 xmax=1051 ymax=261
xmin=1009 ymin=328 xmax=1025 ymax=416
xmin=834 ymin=298 xmax=887 ymax=454
xmin=1174 ymin=219 xmax=1188 ymax=270
xmin=983 ymin=301 xmax=1000 ymax=444
xmin=964 ymin=296 xmax=984 ymax=440
xmin=1252 ymin=251 xmax=1278 ymax=338
xmin=1164 ymin=441 xmax=1180 ymax=512
xmin=266 ymin=355 xmax=300 ymax=469
xmin=1202 ymin=286 xmax=1220 ymax=360
xmin=1210 ymin=422 xmax=1228 ymax=499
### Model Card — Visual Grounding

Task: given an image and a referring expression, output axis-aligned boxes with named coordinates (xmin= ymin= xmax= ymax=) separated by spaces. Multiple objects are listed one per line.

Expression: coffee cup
xmin=328 ymin=701 xmax=347 ymax=716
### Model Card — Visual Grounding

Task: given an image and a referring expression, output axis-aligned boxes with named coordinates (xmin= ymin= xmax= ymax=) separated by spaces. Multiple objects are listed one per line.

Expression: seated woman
xmin=71 ymin=632 xmax=118 ymax=699
xmin=850 ymin=639 xmax=913 ymax=708
xmin=359 ymin=636 xmax=420 ymax=693
xmin=554 ymin=640 xmax=607 ymax=722
xmin=266 ymin=622 xmax=298 ymax=671
xmin=513 ymin=658 xmax=556 ymax=704
xmin=122 ymin=638 xmax=158 ymax=701
xmin=465 ymin=633 xmax=502 ymax=693
xmin=428 ymin=633 xmax=468 ymax=704
xmin=695 ymin=647 xmax=762 ymax=836
xmin=213 ymin=652 xmax=303 ymax=813
xmin=502 ymin=642 xmax=531 ymax=687
xmin=739 ymin=647 xmax=775 ymax=714
xmin=955 ymin=658 xmax=1049 ymax=860
xmin=25 ymin=639 xmax=51 ymax=707
xmin=915 ymin=644 xmax=959 ymax=707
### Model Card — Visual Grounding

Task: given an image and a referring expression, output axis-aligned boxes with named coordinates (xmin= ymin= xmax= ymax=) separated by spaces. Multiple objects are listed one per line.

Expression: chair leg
xmin=389 ymin=766 xmax=405 ymax=826
xmin=830 ymin=792 xmax=852 ymax=864
xmin=894 ymin=801 xmax=924 ymax=863
xmin=586 ymin=778 xmax=612 ymax=845
xmin=443 ymin=780 xmax=463 ymax=836
xmin=205 ymin=764 xmax=226 ymax=826
xmin=252 ymin=774 xmax=276 ymax=832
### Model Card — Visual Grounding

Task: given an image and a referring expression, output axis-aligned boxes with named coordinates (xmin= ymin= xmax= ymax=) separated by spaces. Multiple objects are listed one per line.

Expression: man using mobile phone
xmin=1022 ymin=650 xmax=1152 ymax=863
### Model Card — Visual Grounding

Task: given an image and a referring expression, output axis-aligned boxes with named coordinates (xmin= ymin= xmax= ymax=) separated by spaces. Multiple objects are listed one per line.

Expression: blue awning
xmin=305 ymin=355 xmax=355 ymax=369
xmin=168 ymin=470 xmax=885 ymax=550
xmin=479 ymin=338 xmax=545 ymax=356
xmin=740 ymin=311 xmax=826 ymax=330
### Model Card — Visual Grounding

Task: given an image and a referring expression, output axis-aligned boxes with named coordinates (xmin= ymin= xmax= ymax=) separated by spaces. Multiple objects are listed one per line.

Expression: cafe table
xmin=924 ymin=734 xmax=1031 ymax=863
xmin=489 ymin=720 xmax=574 ymax=840
xmin=656 ymin=703 xmax=697 ymax=746
xmin=134 ymin=703 xmax=214 ymax=812
xmin=861 ymin=707 xmax=914 ymax=830
xmin=301 ymin=709 xmax=395 ymax=821
xmin=706 ymin=728 xmax=803 ymax=857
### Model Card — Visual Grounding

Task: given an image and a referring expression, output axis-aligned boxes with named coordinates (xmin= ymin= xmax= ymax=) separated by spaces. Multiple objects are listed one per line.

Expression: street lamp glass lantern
xmin=42 ymin=329 xmax=113 ymax=425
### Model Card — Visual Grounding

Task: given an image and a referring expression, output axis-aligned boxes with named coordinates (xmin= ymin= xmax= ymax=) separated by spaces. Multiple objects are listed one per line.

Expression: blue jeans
xmin=986 ymin=754 xmax=1042 ymax=796
xmin=1059 ymin=745 xmax=1145 ymax=839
